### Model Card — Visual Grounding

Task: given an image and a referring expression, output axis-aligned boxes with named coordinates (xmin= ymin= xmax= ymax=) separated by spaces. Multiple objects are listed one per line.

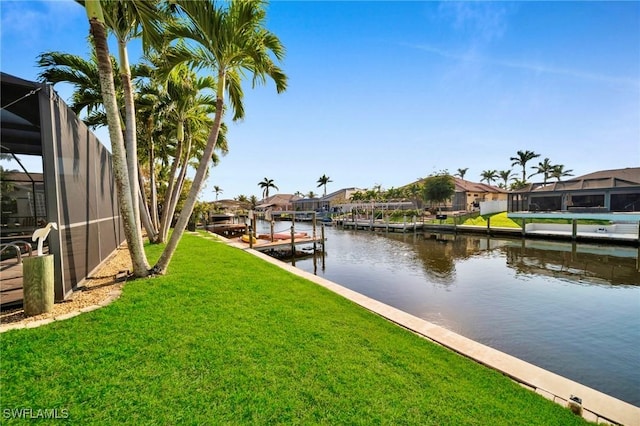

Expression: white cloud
xmin=436 ymin=2 xmax=512 ymax=43
xmin=409 ymin=43 xmax=640 ymax=89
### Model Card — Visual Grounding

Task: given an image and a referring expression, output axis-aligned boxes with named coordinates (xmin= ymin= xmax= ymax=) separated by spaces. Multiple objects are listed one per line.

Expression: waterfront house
xmin=292 ymin=187 xmax=362 ymax=212
xmin=508 ymin=167 xmax=640 ymax=213
xmin=255 ymin=194 xmax=302 ymax=212
xmin=451 ymin=178 xmax=509 ymax=212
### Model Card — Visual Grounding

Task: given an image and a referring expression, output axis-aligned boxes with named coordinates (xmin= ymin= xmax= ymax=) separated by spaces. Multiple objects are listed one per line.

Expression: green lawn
xmin=0 ymin=233 xmax=589 ymax=425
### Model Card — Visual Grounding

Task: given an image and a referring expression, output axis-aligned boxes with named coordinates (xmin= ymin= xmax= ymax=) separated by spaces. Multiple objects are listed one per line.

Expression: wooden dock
xmin=232 ymin=235 xmax=325 ymax=252
xmin=337 ymin=219 xmax=424 ymax=233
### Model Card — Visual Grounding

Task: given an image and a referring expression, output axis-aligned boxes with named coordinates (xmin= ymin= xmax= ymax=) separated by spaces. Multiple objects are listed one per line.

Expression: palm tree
xmin=307 ymin=190 xmax=317 ymax=199
xmin=153 ymin=0 xmax=287 ymax=274
xmin=529 ymin=157 xmax=555 ymax=184
xmin=498 ymin=170 xmax=515 ymax=188
xmin=510 ymin=150 xmax=540 ymax=184
xmin=156 ymin=64 xmax=222 ymax=242
xmin=100 ymin=0 xmax=164 ymax=250
xmin=480 ymin=170 xmax=498 ymax=186
xmin=550 ymin=164 xmax=574 ymax=181
xmin=213 ymin=185 xmax=223 ymax=201
xmin=258 ymin=178 xmax=279 ymax=199
xmin=37 ymin=51 xmax=112 ymax=123
xmin=316 ymin=174 xmax=332 ymax=196
xmin=249 ymin=195 xmax=258 ymax=209
xmin=455 ymin=168 xmax=469 ymax=180
xmin=82 ymin=1 xmax=149 ymax=276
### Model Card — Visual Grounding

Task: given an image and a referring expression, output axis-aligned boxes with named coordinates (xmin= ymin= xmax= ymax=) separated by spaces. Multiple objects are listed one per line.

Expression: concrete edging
xmin=0 ymin=289 xmax=122 ymax=334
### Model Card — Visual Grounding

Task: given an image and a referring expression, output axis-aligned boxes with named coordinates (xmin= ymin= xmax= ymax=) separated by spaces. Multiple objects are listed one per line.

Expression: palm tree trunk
xmin=147 ymin=119 xmax=160 ymax=233
xmin=86 ymin=1 xmax=149 ymax=276
xmin=118 ymin=39 xmax=145 ymax=250
xmin=138 ymin=168 xmax=158 ymax=241
xmin=153 ymin=72 xmax=226 ymax=274
xmin=163 ymin=138 xmax=192 ymax=241
xmin=159 ymin=137 xmax=183 ymax=242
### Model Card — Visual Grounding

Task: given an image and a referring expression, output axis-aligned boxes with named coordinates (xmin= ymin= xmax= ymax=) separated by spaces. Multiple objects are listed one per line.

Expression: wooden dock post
xmin=290 ymin=225 xmax=296 ymax=266
xmin=23 ymin=254 xmax=54 ymax=316
xmin=572 ymin=219 xmax=578 ymax=241
xmin=487 ymin=216 xmax=491 ymax=234
xmin=313 ymin=212 xmax=317 ymax=253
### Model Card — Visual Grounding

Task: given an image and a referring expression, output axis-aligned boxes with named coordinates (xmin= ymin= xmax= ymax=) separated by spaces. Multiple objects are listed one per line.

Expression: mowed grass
xmin=1 ymin=233 xmax=589 ymax=425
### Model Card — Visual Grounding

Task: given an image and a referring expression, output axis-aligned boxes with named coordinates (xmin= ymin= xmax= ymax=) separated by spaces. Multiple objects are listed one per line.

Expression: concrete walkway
xmin=223 ymin=233 xmax=640 ymax=426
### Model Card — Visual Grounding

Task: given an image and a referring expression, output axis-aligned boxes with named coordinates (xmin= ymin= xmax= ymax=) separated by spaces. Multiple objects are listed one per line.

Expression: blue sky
xmin=1 ymin=1 xmax=639 ymax=201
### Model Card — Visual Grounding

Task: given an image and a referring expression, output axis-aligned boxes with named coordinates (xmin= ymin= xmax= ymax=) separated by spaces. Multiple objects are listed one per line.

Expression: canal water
xmin=257 ymin=221 xmax=640 ymax=406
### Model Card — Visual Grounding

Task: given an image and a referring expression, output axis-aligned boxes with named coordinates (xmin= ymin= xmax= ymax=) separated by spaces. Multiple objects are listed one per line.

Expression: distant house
xmin=508 ymin=167 xmax=640 ymax=212
xmin=208 ymin=199 xmax=250 ymax=214
xmin=451 ymin=178 xmax=508 ymax=211
xmin=293 ymin=188 xmax=361 ymax=212
xmin=255 ymin=194 xmax=302 ymax=211
xmin=403 ymin=177 xmax=506 ymax=212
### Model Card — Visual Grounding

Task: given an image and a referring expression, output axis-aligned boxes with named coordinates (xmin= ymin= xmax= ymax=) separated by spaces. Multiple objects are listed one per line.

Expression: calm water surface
xmin=258 ymin=221 xmax=640 ymax=406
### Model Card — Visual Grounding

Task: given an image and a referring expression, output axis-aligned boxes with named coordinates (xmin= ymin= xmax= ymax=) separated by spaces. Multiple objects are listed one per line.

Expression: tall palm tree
xmin=529 ymin=157 xmax=555 ymax=184
xmin=550 ymin=164 xmax=574 ymax=181
xmin=153 ymin=0 xmax=287 ymax=274
xmin=258 ymin=178 xmax=279 ymax=199
xmin=498 ymin=169 xmax=515 ymax=188
xmin=455 ymin=168 xmax=469 ymax=180
xmin=480 ymin=170 xmax=498 ymax=186
xmin=213 ymin=185 xmax=223 ymax=201
xmin=100 ymin=0 xmax=164 ymax=249
xmin=510 ymin=150 xmax=540 ymax=184
xmin=82 ymin=0 xmax=149 ymax=276
xmin=316 ymin=174 xmax=332 ymax=196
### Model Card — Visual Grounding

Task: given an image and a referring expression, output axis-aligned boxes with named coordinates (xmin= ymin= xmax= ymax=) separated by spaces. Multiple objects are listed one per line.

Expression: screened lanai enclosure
xmin=1 ymin=72 xmax=124 ymax=308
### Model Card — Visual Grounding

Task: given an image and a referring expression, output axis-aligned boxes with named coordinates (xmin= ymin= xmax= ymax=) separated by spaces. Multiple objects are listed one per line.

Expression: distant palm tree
xmin=213 ymin=185 xmax=223 ymax=201
xmin=455 ymin=168 xmax=469 ymax=180
xmin=550 ymin=164 xmax=574 ymax=181
xmin=510 ymin=150 xmax=540 ymax=183
xmin=529 ymin=157 xmax=555 ymax=184
xmin=236 ymin=194 xmax=248 ymax=203
xmin=306 ymin=190 xmax=317 ymax=198
xmin=480 ymin=170 xmax=499 ymax=186
xmin=249 ymin=195 xmax=258 ymax=209
xmin=258 ymin=177 xmax=279 ymax=199
xmin=316 ymin=174 xmax=332 ymax=196
xmin=350 ymin=190 xmax=365 ymax=202
xmin=498 ymin=170 xmax=515 ymax=188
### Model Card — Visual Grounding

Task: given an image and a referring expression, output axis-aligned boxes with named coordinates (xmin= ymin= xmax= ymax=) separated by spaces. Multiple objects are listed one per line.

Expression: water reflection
xmin=504 ymin=240 xmax=639 ymax=286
